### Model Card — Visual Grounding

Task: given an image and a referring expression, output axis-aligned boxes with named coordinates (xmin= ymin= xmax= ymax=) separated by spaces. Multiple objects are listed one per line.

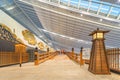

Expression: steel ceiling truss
xmin=46 ymin=0 xmax=120 ymax=20
xmin=17 ymin=0 xmax=120 ymax=49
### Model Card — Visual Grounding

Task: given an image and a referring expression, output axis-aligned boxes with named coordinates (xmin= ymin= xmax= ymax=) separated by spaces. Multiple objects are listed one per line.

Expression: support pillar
xmin=34 ymin=47 xmax=39 ymax=65
xmin=80 ymin=47 xmax=84 ymax=66
xmin=72 ymin=48 xmax=74 ymax=58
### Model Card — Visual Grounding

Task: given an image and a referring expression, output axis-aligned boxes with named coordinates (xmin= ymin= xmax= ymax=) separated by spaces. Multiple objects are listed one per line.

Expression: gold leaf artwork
xmin=45 ymin=45 xmax=49 ymax=49
xmin=22 ymin=30 xmax=37 ymax=45
xmin=0 ymin=24 xmax=18 ymax=40
xmin=38 ymin=42 xmax=44 ymax=50
xmin=0 ymin=24 xmax=12 ymax=33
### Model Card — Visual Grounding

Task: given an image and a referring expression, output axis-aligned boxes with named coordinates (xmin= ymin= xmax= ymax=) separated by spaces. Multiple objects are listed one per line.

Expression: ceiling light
xmin=39 ymin=36 xmax=43 ymax=38
xmin=6 ymin=6 xmax=15 ymax=10
xmin=70 ymin=37 xmax=74 ymax=40
xmin=80 ymin=14 xmax=83 ymax=16
xmin=77 ymin=40 xmax=80 ymax=42
xmin=52 ymin=32 xmax=57 ymax=35
xmin=61 ymin=35 xmax=66 ymax=37
xmin=78 ymin=40 xmax=83 ymax=42
xmin=100 ymin=19 xmax=103 ymax=22
xmin=48 ymin=43 xmax=52 ymax=45
xmin=85 ymin=42 xmax=89 ymax=44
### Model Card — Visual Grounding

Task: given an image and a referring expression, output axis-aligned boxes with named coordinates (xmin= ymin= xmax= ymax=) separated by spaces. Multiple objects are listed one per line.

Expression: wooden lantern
xmin=88 ymin=28 xmax=110 ymax=74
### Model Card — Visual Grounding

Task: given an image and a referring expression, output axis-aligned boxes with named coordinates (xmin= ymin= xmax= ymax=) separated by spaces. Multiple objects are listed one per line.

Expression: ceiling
xmin=0 ymin=0 xmax=120 ymax=53
xmin=101 ymin=0 xmax=120 ymax=5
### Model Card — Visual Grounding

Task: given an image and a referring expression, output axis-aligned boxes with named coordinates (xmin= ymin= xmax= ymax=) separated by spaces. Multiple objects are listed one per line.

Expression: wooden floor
xmin=0 ymin=54 xmax=120 ymax=80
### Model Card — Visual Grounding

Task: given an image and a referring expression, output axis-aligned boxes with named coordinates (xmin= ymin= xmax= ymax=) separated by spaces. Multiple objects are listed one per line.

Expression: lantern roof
xmin=89 ymin=28 xmax=109 ymax=36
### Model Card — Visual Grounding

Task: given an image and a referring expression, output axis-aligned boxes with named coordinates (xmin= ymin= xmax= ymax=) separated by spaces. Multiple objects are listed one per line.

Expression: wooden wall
xmin=0 ymin=52 xmax=28 ymax=66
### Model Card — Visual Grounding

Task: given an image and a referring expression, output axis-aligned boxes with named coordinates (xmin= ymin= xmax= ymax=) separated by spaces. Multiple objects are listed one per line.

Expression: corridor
xmin=0 ymin=54 xmax=119 ymax=80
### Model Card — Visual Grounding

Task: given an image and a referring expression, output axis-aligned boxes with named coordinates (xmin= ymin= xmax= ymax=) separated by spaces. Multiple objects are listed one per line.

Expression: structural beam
xmin=97 ymin=4 xmax=102 ymax=15
xmin=58 ymin=0 xmax=61 ymax=4
xmin=106 ymin=6 xmax=113 ymax=17
xmin=78 ymin=0 xmax=81 ymax=9
xmin=87 ymin=0 xmax=91 ymax=12
xmin=68 ymin=0 xmax=70 ymax=7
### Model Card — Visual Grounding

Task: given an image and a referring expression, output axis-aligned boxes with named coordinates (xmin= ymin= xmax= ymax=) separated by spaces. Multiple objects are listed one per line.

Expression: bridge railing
xmin=34 ymin=52 xmax=58 ymax=65
xmin=66 ymin=48 xmax=120 ymax=73
xmin=106 ymin=48 xmax=120 ymax=73
xmin=65 ymin=52 xmax=84 ymax=65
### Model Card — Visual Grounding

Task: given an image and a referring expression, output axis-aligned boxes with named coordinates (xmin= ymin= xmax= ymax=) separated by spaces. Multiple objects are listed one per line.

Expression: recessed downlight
xmin=81 ymin=14 xmax=83 ymax=16
xmin=100 ymin=19 xmax=103 ymax=22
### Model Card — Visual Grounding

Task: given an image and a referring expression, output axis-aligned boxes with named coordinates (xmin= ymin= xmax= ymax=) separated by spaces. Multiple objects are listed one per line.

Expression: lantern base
xmin=88 ymin=69 xmax=111 ymax=75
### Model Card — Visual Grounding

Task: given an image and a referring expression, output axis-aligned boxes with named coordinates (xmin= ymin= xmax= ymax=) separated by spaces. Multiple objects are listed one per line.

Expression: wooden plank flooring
xmin=0 ymin=54 xmax=119 ymax=80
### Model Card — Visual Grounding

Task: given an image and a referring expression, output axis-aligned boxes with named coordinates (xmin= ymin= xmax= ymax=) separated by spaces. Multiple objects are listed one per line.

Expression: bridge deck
xmin=0 ymin=54 xmax=119 ymax=80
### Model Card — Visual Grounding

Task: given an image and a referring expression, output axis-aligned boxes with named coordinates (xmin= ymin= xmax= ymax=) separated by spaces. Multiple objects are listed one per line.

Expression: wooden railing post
xmin=47 ymin=48 xmax=50 ymax=59
xmin=75 ymin=54 xmax=78 ymax=62
xmin=80 ymin=47 xmax=84 ymax=66
xmin=34 ymin=47 xmax=39 ymax=65
xmin=19 ymin=52 xmax=22 ymax=67
xmin=72 ymin=48 xmax=74 ymax=56
xmin=34 ymin=51 xmax=57 ymax=66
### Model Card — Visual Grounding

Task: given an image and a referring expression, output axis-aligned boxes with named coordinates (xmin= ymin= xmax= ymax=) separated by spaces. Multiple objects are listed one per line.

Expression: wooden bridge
xmin=0 ymin=54 xmax=120 ymax=80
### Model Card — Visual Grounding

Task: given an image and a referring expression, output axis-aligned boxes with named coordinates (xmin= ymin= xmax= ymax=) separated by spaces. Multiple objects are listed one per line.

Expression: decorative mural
xmin=0 ymin=23 xmax=26 ymax=44
xmin=22 ymin=30 xmax=37 ymax=45
xmin=0 ymin=10 xmax=53 ymax=51
xmin=49 ymin=48 xmax=55 ymax=52
xmin=45 ymin=45 xmax=49 ymax=49
xmin=0 ymin=24 xmax=12 ymax=32
xmin=38 ymin=42 xmax=44 ymax=50
xmin=0 ymin=24 xmax=54 ymax=52
xmin=0 ymin=24 xmax=17 ymax=43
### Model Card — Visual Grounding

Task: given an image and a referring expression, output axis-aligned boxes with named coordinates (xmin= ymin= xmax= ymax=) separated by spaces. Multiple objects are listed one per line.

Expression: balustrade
xmin=34 ymin=52 xmax=58 ymax=65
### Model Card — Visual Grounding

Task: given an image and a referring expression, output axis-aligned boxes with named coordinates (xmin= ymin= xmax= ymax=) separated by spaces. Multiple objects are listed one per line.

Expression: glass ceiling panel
xmin=70 ymin=0 xmax=79 ymax=5
xmin=0 ymin=1 xmax=6 ymax=7
xmin=90 ymin=2 xmax=100 ymax=11
xmin=7 ymin=0 xmax=14 ymax=4
xmin=110 ymin=7 xmax=120 ymax=16
xmin=80 ymin=0 xmax=89 ymax=8
xmin=49 ymin=0 xmax=120 ymax=20
xmin=0 ymin=0 xmax=14 ymax=7
xmin=61 ymin=0 xmax=68 ymax=3
xmin=100 ymin=4 xmax=110 ymax=14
